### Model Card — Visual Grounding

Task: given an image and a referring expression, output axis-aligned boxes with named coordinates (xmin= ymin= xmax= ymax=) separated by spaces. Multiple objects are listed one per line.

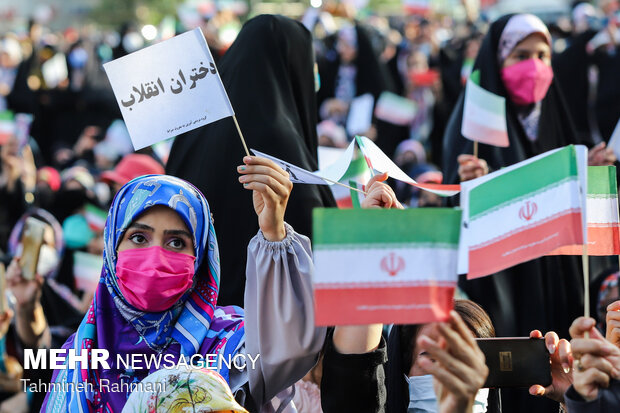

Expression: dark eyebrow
xmin=128 ymin=223 xmax=154 ymax=232
xmin=164 ymin=229 xmax=193 ymax=239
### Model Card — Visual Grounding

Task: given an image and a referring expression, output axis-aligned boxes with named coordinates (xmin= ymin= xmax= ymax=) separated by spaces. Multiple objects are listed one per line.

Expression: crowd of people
xmin=0 ymin=0 xmax=620 ymax=412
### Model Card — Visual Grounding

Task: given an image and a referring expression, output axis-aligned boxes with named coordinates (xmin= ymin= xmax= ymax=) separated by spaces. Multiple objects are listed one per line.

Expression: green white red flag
xmin=355 ymin=135 xmax=460 ymax=196
xmin=313 ymin=208 xmax=461 ymax=325
xmin=458 ymin=145 xmax=588 ymax=279
xmin=550 ymin=166 xmax=620 ymax=256
xmin=0 ymin=111 xmax=14 ymax=145
xmin=461 ymin=70 xmax=509 ymax=147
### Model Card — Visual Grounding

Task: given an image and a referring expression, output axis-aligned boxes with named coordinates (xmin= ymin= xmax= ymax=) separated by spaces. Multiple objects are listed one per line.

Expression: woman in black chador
xmin=167 ymin=15 xmax=336 ymax=307
xmin=442 ymin=13 xmax=613 ymax=413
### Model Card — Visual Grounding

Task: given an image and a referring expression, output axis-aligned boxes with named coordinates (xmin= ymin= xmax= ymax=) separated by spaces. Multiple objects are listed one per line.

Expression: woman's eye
xmin=129 ymin=234 xmax=147 ymax=244
xmin=168 ymin=238 xmax=186 ymax=249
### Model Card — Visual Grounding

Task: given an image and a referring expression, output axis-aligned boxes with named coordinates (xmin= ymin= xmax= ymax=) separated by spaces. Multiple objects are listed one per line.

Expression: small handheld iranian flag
xmin=461 ymin=70 xmax=509 ymax=147
xmin=0 ymin=111 xmax=14 ymax=145
xmin=458 ymin=145 xmax=588 ymax=279
xmin=313 ymin=208 xmax=461 ymax=325
xmin=84 ymin=204 xmax=108 ymax=232
xmin=550 ymin=166 xmax=620 ymax=256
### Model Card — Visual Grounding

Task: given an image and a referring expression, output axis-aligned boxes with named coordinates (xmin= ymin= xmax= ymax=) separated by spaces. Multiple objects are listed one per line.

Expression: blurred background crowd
xmin=0 ymin=0 xmax=619 ymax=412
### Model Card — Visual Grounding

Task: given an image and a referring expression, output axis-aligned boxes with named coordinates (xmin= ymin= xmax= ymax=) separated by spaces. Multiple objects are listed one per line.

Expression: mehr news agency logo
xmin=20 ymin=349 xmax=260 ymax=393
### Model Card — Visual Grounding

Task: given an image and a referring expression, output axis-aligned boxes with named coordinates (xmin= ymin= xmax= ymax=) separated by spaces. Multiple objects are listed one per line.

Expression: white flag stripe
xmin=314 ymin=247 xmax=458 ymax=284
xmin=314 ymin=140 xmax=356 ymax=182
xmin=468 ymin=180 xmax=581 ymax=247
xmin=587 ymin=197 xmax=619 ymax=224
xmin=463 ymin=98 xmax=506 ymax=128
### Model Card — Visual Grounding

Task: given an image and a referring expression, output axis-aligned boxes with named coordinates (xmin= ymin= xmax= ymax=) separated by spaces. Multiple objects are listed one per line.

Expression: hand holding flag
xmin=238 ymin=156 xmax=292 ymax=242
xmin=457 ymin=154 xmax=489 ymax=182
xmin=362 ymin=172 xmax=403 ymax=210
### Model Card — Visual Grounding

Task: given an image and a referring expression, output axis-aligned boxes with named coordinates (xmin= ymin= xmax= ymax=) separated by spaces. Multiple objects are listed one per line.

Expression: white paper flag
xmin=355 ymin=136 xmax=460 ymax=196
xmin=251 ymin=141 xmax=355 ymax=185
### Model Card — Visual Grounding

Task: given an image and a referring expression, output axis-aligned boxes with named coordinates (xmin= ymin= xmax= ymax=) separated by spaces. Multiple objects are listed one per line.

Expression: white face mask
xmin=406 ymin=374 xmax=489 ymax=413
xmin=37 ymin=244 xmax=59 ymax=276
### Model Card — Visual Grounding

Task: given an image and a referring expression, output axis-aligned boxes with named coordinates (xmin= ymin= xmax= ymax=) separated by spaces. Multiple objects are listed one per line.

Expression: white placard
xmin=103 ymin=28 xmax=234 ymax=150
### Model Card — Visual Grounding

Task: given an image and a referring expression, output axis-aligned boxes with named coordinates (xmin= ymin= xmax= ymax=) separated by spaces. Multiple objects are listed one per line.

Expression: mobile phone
xmin=14 ymin=113 xmax=33 ymax=151
xmin=19 ymin=217 xmax=46 ymax=281
xmin=476 ymin=337 xmax=551 ymax=388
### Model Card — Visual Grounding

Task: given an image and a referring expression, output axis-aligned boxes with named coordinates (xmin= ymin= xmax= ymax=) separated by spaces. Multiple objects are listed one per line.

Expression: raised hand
xmin=238 ymin=156 xmax=293 ymax=242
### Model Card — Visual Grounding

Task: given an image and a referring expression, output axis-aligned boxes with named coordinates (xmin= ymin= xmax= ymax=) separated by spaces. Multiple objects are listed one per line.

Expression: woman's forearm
xmin=333 ymin=324 xmax=383 ymax=354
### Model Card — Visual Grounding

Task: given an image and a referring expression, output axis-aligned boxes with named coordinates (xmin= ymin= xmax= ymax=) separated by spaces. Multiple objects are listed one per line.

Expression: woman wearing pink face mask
xmin=443 ymin=13 xmax=615 ymax=185
xmin=441 ymin=14 xmax=614 ymax=413
xmin=41 ymin=157 xmax=328 ymax=412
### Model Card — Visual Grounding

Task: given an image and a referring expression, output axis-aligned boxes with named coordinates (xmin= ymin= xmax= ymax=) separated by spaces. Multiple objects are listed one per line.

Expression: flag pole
xmin=473 ymin=141 xmax=479 ymax=158
xmin=323 ymin=176 xmax=367 ymax=195
xmin=582 ymin=243 xmax=590 ymax=338
xmin=233 ymin=115 xmax=251 ymax=157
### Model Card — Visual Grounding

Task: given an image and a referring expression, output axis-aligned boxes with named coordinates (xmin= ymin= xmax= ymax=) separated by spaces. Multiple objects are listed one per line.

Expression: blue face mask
xmin=406 ymin=374 xmax=437 ymax=413
xmin=406 ymin=374 xmax=490 ymax=413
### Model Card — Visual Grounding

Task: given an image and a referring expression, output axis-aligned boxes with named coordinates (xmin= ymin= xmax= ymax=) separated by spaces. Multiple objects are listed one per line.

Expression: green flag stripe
xmin=342 ymin=157 xmax=369 ymax=181
xmin=588 ymin=166 xmax=617 ymax=196
xmin=313 ymin=208 xmax=462 ymax=245
xmin=470 ymin=70 xmax=480 ymax=85
xmin=470 ymin=146 xmax=577 ymax=217
xmin=350 ymin=180 xmax=361 ymax=209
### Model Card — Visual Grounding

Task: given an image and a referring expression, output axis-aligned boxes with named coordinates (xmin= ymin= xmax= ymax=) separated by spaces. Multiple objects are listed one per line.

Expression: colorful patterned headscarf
xmin=122 ymin=367 xmax=248 ymax=413
xmin=42 ymin=175 xmax=245 ymax=413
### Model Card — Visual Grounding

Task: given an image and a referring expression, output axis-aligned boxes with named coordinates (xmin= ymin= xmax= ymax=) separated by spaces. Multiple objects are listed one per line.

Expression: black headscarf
xmin=317 ymin=23 xmax=394 ymax=106
xmin=442 ymin=15 xmax=595 ymax=413
xmin=442 ymin=14 xmax=593 ymax=186
xmin=166 ymin=14 xmax=336 ymax=307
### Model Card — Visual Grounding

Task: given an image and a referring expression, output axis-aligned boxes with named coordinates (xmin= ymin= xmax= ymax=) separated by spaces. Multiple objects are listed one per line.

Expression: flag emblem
xmin=380 ymin=253 xmax=405 ymax=276
xmin=519 ymin=201 xmax=538 ymax=221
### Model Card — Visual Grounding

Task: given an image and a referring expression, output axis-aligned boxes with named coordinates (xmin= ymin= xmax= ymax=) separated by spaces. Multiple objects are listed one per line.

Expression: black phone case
xmin=476 ymin=338 xmax=552 ymax=388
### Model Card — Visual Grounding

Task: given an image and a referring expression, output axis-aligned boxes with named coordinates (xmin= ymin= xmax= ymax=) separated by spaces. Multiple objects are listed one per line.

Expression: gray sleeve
xmin=244 ymin=222 xmax=327 ymax=408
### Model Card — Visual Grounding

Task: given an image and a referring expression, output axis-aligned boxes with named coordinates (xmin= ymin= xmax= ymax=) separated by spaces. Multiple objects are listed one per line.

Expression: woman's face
xmin=117 ymin=205 xmax=194 ymax=256
xmin=409 ymin=324 xmax=439 ymax=376
xmin=337 ymin=39 xmax=357 ymax=64
xmin=502 ymin=33 xmax=551 ymax=68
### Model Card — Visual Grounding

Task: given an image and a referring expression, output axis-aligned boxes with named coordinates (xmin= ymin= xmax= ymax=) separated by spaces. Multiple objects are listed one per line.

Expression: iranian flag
xmin=374 ymin=92 xmax=417 ymax=126
xmin=313 ymin=208 xmax=461 ymax=325
xmin=0 ymin=111 xmax=14 ymax=145
xmin=551 ymin=166 xmax=620 ymax=256
xmin=355 ymin=135 xmax=460 ymax=197
xmin=84 ymin=204 xmax=107 ymax=232
xmin=331 ymin=157 xmax=370 ymax=208
xmin=459 ymin=145 xmax=588 ymax=279
xmin=461 ymin=71 xmax=509 ymax=147
xmin=73 ymin=251 xmax=103 ymax=293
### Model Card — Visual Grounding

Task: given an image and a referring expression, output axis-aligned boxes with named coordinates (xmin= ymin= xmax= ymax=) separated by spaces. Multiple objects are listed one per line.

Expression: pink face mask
xmin=116 ymin=246 xmax=196 ymax=312
xmin=500 ymin=58 xmax=554 ymax=106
